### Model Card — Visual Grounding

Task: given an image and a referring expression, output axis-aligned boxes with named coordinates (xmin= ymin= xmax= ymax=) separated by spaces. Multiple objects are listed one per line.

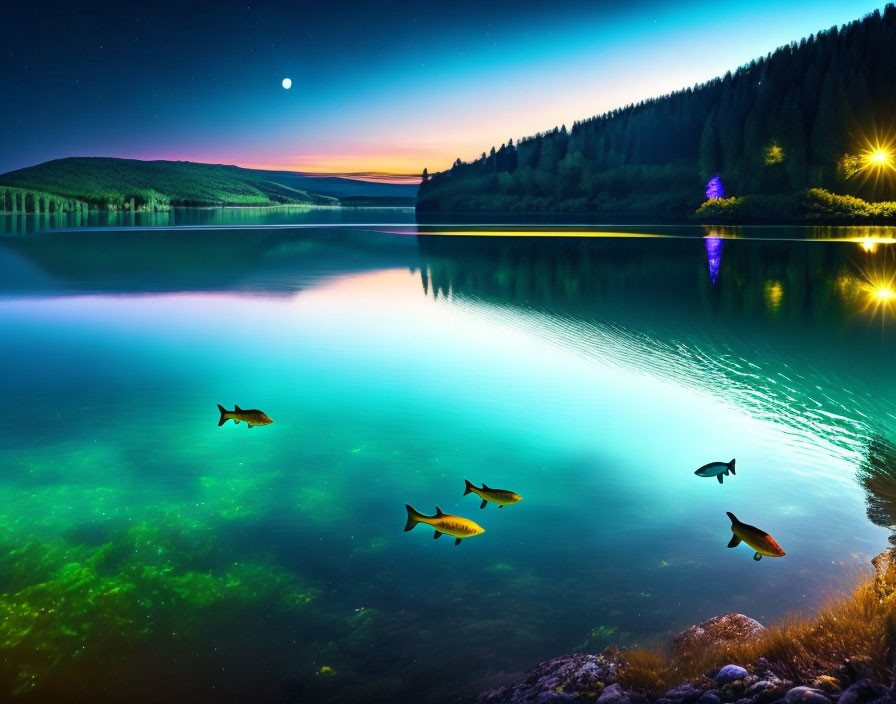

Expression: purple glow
xmin=705 ymin=174 xmax=725 ymax=200
xmin=705 ymin=236 xmax=723 ymax=285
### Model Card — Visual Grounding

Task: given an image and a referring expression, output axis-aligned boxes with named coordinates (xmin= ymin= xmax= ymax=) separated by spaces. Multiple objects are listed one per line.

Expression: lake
xmin=1 ymin=210 xmax=895 ymax=703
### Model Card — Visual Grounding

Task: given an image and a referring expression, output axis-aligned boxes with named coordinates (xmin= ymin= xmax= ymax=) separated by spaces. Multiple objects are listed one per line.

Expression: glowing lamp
xmin=705 ymin=174 xmax=725 ymax=200
xmin=864 ymin=147 xmax=893 ymax=169
xmin=873 ymin=286 xmax=896 ymax=302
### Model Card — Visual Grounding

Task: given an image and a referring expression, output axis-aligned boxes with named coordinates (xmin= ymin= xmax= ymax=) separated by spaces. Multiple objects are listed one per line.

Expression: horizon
xmin=0 ymin=0 xmax=888 ymax=178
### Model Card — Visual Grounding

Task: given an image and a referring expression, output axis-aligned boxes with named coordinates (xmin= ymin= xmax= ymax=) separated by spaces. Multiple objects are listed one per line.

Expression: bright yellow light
xmin=863 ymin=145 xmax=894 ymax=170
xmin=860 ymin=271 xmax=896 ymax=317
xmin=861 ymin=237 xmax=878 ymax=253
xmin=763 ymin=280 xmax=783 ymax=315
xmin=872 ymin=285 xmax=896 ymax=301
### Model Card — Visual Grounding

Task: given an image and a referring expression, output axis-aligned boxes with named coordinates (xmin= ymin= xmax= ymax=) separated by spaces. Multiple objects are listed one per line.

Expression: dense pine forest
xmin=417 ymin=5 xmax=896 ymax=220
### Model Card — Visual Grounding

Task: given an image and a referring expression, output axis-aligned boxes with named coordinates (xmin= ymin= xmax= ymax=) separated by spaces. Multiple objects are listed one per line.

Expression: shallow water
xmin=2 ymin=213 xmax=896 ymax=703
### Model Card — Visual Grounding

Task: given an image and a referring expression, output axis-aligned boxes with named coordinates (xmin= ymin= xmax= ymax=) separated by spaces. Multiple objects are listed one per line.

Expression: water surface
xmin=1 ymin=212 xmax=896 ymax=703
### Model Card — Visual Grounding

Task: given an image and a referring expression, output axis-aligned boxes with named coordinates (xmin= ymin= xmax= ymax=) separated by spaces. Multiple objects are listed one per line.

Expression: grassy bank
xmin=618 ymin=574 xmax=895 ymax=696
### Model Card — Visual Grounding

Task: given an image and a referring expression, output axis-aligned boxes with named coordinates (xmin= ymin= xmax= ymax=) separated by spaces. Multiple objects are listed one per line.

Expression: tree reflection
xmin=859 ymin=437 xmax=896 ymax=541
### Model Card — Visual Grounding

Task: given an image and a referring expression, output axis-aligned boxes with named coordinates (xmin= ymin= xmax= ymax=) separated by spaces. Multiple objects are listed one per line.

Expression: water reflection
xmin=0 ymin=206 xmax=416 ymax=235
xmin=0 ymin=227 xmax=419 ymax=295
xmin=859 ymin=437 xmax=896 ymax=541
xmin=3 ymin=223 xmax=896 ymax=702
xmin=704 ymin=235 xmax=723 ymax=285
xmin=415 ymin=234 xmax=896 ymax=515
xmin=5 ymin=227 xmax=896 ymax=541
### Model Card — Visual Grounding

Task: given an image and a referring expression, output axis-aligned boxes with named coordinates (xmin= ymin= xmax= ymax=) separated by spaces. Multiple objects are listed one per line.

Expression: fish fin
xmin=235 ymin=404 xmax=243 ymax=412
xmin=248 ymin=424 xmax=254 ymax=428
xmin=726 ymin=511 xmax=738 ymax=524
xmin=498 ymin=504 xmax=504 ymax=508
xmin=435 ymin=506 xmax=445 ymax=517
xmin=463 ymin=479 xmax=474 ymax=496
xmin=729 ymin=459 xmax=736 ymax=475
xmin=433 ymin=530 xmax=442 ymax=539
xmin=754 ymin=552 xmax=762 ymax=561
xmin=454 ymin=538 xmax=461 ymax=546
xmin=217 ymin=404 xmax=228 ymax=427
xmin=404 ymin=504 xmax=424 ymax=532
xmin=482 ymin=483 xmax=491 ymax=490
xmin=725 ymin=469 xmax=730 ymax=476
xmin=480 ymin=499 xmax=487 ymax=509
xmin=727 ymin=534 xmax=742 ymax=548
xmin=233 ymin=419 xmax=240 ymax=425
xmin=717 ymin=474 xmax=724 ymax=484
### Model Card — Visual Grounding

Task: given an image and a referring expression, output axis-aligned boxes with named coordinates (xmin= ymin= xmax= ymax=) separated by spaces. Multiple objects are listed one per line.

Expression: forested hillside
xmin=417 ymin=5 xmax=896 ymax=217
xmin=0 ymin=158 xmax=341 ymax=212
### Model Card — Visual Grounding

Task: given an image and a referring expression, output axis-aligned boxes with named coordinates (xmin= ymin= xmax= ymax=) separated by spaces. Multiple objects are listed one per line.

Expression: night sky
xmin=0 ymin=0 xmax=886 ymax=176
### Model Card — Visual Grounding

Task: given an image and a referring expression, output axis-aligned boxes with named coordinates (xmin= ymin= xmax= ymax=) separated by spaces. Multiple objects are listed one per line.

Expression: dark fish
xmin=695 ymin=458 xmax=736 ymax=484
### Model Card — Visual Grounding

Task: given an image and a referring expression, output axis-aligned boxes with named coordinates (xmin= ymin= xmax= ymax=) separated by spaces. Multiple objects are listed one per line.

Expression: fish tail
xmin=404 ymin=504 xmax=425 ymax=532
xmin=463 ymin=479 xmax=475 ymax=496
xmin=729 ymin=458 xmax=736 ymax=475
xmin=726 ymin=511 xmax=738 ymax=524
xmin=217 ymin=404 xmax=228 ymax=427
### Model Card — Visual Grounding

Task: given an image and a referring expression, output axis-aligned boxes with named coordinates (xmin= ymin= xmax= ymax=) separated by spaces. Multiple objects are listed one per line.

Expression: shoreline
xmin=478 ymin=548 xmax=896 ymax=704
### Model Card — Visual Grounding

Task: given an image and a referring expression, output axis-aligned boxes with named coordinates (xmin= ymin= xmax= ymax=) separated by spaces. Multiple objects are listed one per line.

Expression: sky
xmin=0 ymin=0 xmax=887 ymax=178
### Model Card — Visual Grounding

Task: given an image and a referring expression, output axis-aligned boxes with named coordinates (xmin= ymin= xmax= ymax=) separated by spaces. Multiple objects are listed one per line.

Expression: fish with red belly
xmin=726 ymin=511 xmax=786 ymax=561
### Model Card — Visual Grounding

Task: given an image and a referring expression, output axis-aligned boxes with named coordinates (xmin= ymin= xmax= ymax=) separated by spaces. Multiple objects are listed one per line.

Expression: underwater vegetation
xmin=0 ymin=518 xmax=318 ymax=702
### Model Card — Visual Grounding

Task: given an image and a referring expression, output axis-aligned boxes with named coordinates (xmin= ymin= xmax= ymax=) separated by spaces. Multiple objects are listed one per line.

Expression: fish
xmin=217 ymin=404 xmax=273 ymax=428
xmin=463 ymin=479 xmax=522 ymax=509
xmin=404 ymin=504 xmax=485 ymax=545
xmin=726 ymin=511 xmax=786 ymax=561
xmin=695 ymin=458 xmax=736 ymax=484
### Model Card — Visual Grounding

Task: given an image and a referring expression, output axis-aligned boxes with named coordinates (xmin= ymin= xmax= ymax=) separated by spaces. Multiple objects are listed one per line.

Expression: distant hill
xmin=418 ymin=5 xmax=896 ymax=220
xmin=0 ymin=157 xmax=417 ymax=213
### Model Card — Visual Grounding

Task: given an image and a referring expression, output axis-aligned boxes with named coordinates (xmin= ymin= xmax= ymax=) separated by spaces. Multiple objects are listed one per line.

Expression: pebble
xmin=716 ymin=666 xmax=749 ymax=686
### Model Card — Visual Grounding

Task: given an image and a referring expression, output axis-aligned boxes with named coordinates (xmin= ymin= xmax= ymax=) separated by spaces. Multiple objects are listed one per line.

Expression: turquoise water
xmin=1 ymin=214 xmax=896 ymax=703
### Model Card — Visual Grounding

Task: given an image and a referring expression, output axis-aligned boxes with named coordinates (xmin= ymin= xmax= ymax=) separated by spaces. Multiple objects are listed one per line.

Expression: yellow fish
xmin=726 ymin=511 xmax=786 ymax=561
xmin=404 ymin=505 xmax=485 ymax=545
xmin=217 ymin=404 xmax=273 ymax=428
xmin=463 ymin=479 xmax=522 ymax=509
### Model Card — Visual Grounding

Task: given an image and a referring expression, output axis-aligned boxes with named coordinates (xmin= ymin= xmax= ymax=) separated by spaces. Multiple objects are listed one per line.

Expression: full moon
xmin=281 ymin=77 xmax=292 ymax=90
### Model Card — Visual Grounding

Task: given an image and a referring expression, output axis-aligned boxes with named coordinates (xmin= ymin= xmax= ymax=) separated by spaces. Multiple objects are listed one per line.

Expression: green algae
xmin=0 ymin=520 xmax=317 ymax=699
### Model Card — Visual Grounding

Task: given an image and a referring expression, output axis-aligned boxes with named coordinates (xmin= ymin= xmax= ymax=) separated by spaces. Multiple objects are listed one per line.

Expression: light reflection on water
xmin=1 ymin=220 xmax=896 ymax=703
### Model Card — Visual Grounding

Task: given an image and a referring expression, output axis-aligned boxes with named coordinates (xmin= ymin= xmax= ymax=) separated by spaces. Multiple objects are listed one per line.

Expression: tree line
xmin=417 ymin=5 xmax=896 ymax=216
xmin=0 ymin=186 xmax=88 ymax=214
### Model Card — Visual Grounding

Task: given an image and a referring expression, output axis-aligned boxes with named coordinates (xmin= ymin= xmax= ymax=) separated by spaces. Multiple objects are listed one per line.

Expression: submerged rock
xmin=872 ymin=548 xmax=896 ymax=598
xmin=784 ymin=686 xmax=831 ymax=704
xmin=659 ymin=683 xmax=706 ymax=704
xmin=747 ymin=678 xmax=792 ymax=704
xmin=839 ymin=680 xmax=887 ymax=704
xmin=695 ymin=693 xmax=721 ymax=704
xmin=715 ymin=666 xmax=749 ymax=686
xmin=673 ymin=614 xmax=767 ymax=658
xmin=477 ymin=651 xmax=623 ymax=704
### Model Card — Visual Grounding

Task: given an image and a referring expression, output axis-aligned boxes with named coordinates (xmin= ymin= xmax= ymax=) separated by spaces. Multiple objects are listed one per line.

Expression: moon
xmin=281 ymin=77 xmax=292 ymax=90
